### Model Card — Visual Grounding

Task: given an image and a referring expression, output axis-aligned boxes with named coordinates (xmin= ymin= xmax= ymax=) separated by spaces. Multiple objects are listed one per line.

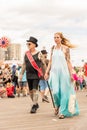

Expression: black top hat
xmin=41 ymin=50 xmax=48 ymax=54
xmin=26 ymin=36 xmax=38 ymax=47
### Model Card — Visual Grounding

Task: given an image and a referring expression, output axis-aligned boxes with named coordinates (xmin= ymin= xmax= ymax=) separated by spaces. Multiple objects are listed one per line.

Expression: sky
xmin=0 ymin=0 xmax=87 ymax=65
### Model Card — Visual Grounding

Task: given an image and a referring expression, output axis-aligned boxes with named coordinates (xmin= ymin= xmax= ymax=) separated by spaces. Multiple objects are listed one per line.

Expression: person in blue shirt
xmin=18 ymin=67 xmax=28 ymax=97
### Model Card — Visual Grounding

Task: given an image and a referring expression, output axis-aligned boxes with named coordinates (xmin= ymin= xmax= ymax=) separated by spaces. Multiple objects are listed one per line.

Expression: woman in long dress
xmin=45 ymin=32 xmax=79 ymax=119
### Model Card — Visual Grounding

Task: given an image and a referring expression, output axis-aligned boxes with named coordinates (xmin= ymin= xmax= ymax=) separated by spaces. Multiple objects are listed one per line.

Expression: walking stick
xmin=47 ymin=81 xmax=55 ymax=108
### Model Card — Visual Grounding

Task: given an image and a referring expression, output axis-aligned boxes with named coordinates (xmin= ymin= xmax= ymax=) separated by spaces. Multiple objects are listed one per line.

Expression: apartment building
xmin=0 ymin=44 xmax=21 ymax=61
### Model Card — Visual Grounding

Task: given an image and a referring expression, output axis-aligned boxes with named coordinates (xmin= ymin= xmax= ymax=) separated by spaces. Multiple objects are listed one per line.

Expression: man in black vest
xmin=20 ymin=36 xmax=42 ymax=113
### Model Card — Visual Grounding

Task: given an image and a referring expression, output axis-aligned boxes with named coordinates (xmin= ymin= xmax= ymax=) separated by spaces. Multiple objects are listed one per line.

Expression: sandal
xmin=59 ymin=114 xmax=65 ymax=119
xmin=54 ymin=107 xmax=59 ymax=115
xmin=42 ymin=95 xmax=50 ymax=103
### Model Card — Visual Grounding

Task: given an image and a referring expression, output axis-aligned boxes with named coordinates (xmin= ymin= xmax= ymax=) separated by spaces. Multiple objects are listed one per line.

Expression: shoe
xmin=35 ymin=103 xmax=39 ymax=110
xmin=42 ymin=95 xmax=50 ymax=103
xmin=54 ymin=107 xmax=59 ymax=115
xmin=18 ymin=94 xmax=20 ymax=97
xmin=30 ymin=105 xmax=37 ymax=113
xmin=30 ymin=104 xmax=39 ymax=113
xmin=59 ymin=114 xmax=65 ymax=119
xmin=23 ymin=94 xmax=27 ymax=97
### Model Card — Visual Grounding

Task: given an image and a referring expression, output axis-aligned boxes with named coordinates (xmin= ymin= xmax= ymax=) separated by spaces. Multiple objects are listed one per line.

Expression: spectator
xmin=6 ymin=82 xmax=15 ymax=98
xmin=39 ymin=49 xmax=50 ymax=103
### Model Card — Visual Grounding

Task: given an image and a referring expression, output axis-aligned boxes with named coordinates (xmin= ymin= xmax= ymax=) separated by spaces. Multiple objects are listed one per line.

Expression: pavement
xmin=0 ymin=90 xmax=87 ymax=130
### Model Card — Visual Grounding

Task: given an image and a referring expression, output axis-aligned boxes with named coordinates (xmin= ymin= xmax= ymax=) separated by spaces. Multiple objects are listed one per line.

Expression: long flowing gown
xmin=49 ymin=48 xmax=79 ymax=117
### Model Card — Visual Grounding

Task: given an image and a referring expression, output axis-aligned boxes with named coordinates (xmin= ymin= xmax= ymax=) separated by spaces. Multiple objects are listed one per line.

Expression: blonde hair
xmin=55 ymin=32 xmax=76 ymax=48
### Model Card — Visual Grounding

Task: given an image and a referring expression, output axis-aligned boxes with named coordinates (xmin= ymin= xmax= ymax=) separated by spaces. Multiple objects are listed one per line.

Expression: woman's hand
xmin=44 ymin=73 xmax=49 ymax=80
xmin=70 ymin=74 xmax=74 ymax=82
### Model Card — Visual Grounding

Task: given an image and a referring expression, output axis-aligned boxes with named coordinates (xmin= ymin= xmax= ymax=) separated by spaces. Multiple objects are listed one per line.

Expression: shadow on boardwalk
xmin=0 ymin=91 xmax=87 ymax=130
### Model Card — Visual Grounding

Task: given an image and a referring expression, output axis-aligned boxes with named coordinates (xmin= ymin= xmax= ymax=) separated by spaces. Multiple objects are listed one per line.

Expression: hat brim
xmin=41 ymin=50 xmax=48 ymax=54
xmin=26 ymin=40 xmax=38 ymax=47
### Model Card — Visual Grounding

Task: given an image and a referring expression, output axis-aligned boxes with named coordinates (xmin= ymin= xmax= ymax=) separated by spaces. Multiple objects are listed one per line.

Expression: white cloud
xmin=0 ymin=0 xmax=87 ymax=64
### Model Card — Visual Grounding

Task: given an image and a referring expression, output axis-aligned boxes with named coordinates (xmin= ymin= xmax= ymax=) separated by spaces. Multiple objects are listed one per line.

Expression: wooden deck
xmin=0 ymin=90 xmax=87 ymax=130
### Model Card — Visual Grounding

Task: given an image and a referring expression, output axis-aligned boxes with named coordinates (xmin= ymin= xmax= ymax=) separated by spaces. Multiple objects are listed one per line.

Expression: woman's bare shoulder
xmin=62 ymin=45 xmax=69 ymax=49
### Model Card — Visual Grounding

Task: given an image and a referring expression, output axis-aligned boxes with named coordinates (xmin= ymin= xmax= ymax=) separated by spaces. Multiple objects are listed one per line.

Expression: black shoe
xmin=42 ymin=95 xmax=50 ymax=103
xmin=35 ymin=103 xmax=39 ymax=110
xmin=30 ymin=105 xmax=37 ymax=113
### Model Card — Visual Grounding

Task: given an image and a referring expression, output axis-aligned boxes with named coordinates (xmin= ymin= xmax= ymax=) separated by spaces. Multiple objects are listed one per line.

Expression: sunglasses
xmin=26 ymin=43 xmax=32 ymax=46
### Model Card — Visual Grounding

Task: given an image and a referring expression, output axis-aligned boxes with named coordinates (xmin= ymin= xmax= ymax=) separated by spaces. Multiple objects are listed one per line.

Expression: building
xmin=0 ymin=48 xmax=7 ymax=61
xmin=7 ymin=44 xmax=21 ymax=60
xmin=0 ymin=43 xmax=21 ymax=61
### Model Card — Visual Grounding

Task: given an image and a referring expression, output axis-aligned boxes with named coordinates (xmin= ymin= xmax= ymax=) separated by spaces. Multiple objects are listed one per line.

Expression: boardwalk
xmin=0 ymin=91 xmax=87 ymax=130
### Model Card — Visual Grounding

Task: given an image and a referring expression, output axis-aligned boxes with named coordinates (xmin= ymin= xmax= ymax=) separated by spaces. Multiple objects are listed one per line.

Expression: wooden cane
xmin=47 ymin=81 xmax=55 ymax=108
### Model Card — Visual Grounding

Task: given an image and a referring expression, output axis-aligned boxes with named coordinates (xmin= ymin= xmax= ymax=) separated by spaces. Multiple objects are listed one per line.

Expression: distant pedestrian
xmin=83 ymin=62 xmax=87 ymax=89
xmin=39 ymin=49 xmax=50 ymax=103
xmin=18 ymin=68 xmax=28 ymax=97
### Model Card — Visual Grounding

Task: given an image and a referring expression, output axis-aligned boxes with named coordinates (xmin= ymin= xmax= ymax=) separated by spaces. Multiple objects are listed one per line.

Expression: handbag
xmin=25 ymin=51 xmax=43 ymax=78
xmin=68 ymin=94 xmax=76 ymax=114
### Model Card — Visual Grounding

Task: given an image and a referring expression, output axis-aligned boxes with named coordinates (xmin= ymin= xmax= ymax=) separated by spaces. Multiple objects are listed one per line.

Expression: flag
xmin=0 ymin=37 xmax=9 ymax=48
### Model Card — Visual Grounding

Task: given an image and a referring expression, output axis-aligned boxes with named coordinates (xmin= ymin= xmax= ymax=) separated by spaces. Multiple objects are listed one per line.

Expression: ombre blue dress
xmin=48 ymin=48 xmax=79 ymax=117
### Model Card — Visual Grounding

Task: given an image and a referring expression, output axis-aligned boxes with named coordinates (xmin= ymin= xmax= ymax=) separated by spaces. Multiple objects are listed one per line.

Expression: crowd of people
xmin=0 ymin=63 xmax=29 ymax=99
xmin=0 ymin=32 xmax=87 ymax=119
